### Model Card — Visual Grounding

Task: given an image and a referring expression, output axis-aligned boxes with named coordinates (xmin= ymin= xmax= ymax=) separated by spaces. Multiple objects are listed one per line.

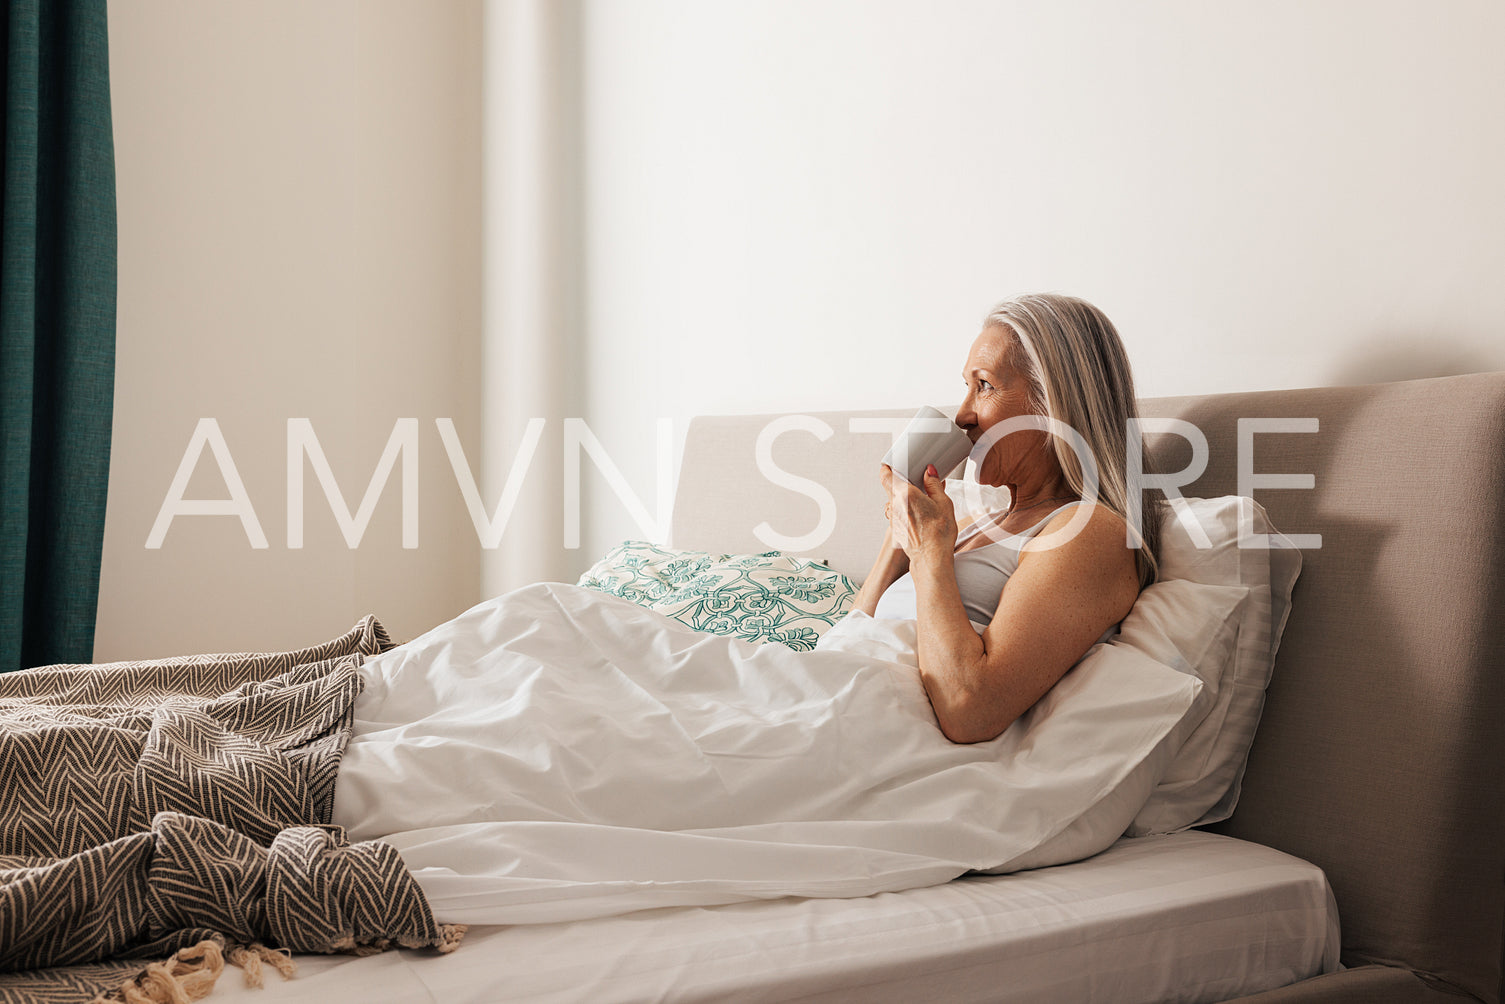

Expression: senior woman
xmin=852 ymin=293 xmax=1163 ymax=745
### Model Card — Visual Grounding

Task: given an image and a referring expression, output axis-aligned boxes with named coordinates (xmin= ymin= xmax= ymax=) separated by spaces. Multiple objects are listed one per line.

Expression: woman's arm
xmin=908 ymin=502 xmax=1141 ymax=744
xmin=850 ymin=523 xmax=911 ymax=617
xmin=852 ymin=468 xmax=977 ymax=616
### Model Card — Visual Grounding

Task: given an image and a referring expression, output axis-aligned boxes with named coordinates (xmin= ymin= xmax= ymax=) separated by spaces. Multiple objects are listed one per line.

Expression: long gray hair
xmin=982 ymin=293 xmax=1163 ymax=588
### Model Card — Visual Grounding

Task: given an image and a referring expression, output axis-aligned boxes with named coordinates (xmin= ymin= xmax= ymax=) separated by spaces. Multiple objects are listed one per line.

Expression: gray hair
xmin=982 ymin=293 xmax=1163 ymax=588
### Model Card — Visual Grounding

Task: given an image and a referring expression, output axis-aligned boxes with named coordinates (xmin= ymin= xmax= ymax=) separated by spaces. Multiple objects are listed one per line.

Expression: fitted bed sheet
xmin=209 ymin=829 xmax=1337 ymax=1003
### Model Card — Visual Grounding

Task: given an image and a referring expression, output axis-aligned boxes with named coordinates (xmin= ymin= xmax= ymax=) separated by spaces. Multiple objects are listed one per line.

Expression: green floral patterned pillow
xmin=577 ymin=541 xmax=858 ymax=651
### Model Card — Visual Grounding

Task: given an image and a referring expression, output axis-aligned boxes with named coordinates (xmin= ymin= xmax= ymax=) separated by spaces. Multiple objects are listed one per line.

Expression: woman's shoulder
xmin=1022 ymin=502 xmax=1141 ymax=608
xmin=1024 ymin=502 xmax=1140 ymax=568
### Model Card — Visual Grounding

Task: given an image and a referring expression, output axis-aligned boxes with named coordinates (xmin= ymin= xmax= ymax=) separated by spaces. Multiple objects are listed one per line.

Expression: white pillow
xmin=822 ymin=520 xmax=1255 ymax=873
xmin=1125 ymin=496 xmax=1302 ymax=835
xmin=821 ymin=601 xmax=1220 ymax=876
xmin=995 ymin=577 xmax=1248 ymax=870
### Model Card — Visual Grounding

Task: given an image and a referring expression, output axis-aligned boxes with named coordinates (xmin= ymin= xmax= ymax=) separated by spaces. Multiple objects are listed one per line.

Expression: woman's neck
xmin=1000 ymin=459 xmax=1076 ymax=515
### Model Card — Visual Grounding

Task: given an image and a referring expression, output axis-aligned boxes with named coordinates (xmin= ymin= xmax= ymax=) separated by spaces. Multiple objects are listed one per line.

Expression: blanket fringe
xmin=430 ymin=924 xmax=467 ymax=954
xmin=321 ymin=922 xmax=468 ymax=958
xmin=83 ymin=925 xmax=461 ymax=1003
xmin=226 ymin=943 xmax=297 ymax=989
xmin=91 ymin=940 xmax=225 ymax=1004
xmin=88 ymin=939 xmax=302 ymax=1004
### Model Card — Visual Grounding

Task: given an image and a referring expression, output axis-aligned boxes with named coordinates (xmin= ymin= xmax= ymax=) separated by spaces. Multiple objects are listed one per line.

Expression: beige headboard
xmin=670 ymin=372 xmax=1505 ymax=1002
xmin=672 ymin=407 xmax=915 ymax=578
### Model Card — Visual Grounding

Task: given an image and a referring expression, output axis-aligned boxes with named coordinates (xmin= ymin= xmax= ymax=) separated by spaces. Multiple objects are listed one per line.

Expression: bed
xmin=3 ymin=371 xmax=1502 ymax=1003
xmin=662 ymin=373 xmax=1505 ymax=1003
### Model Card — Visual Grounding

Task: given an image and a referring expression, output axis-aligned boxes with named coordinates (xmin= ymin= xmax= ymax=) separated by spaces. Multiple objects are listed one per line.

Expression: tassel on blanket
xmin=321 ymin=923 xmax=468 ymax=958
xmin=91 ymin=940 xmax=226 ymax=1004
xmin=89 ymin=939 xmax=302 ymax=1004
xmin=226 ymin=943 xmax=297 ymax=989
xmin=433 ymin=924 xmax=467 ymax=954
xmin=81 ymin=926 xmax=461 ymax=1004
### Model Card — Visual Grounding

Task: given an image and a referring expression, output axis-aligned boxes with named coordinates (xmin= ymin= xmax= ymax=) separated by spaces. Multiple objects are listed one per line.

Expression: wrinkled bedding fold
xmin=335 ymin=583 xmax=1204 ymax=926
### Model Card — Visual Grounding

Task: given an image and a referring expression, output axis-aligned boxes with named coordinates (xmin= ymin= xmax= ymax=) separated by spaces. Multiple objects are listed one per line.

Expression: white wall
xmin=575 ymin=0 xmax=1505 ymax=567
xmin=96 ymin=1 xmax=482 ymax=658
xmin=96 ymin=1 xmax=1505 ymax=651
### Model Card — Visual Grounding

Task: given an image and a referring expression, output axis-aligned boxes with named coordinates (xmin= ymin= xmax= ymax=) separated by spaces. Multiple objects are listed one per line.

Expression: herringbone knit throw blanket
xmin=0 ymin=617 xmax=465 ymax=1003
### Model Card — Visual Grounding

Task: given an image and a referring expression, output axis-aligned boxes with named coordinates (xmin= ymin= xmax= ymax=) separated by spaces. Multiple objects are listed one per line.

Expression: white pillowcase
xmin=820 ymin=603 xmax=1215 ymax=877
xmin=1126 ymin=496 xmax=1303 ymax=836
xmin=821 ymin=495 xmax=1287 ymax=869
xmin=995 ymin=577 xmax=1249 ymax=871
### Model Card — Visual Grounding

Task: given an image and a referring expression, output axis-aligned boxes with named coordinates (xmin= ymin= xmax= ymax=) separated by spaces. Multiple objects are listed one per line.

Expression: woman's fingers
xmin=889 ymin=471 xmax=958 ymax=560
xmin=883 ymin=464 xmax=957 ymax=555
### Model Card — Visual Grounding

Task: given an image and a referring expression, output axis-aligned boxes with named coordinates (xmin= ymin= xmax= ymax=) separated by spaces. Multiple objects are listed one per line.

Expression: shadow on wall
xmin=1328 ymin=334 xmax=1496 ymax=386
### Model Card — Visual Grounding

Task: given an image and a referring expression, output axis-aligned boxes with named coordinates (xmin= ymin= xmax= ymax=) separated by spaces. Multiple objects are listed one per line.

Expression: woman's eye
xmin=978 ymin=380 xmax=993 ymax=392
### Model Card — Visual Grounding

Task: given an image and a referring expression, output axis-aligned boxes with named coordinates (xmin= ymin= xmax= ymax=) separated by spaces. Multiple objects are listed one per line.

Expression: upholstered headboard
xmin=670 ymin=371 xmax=1505 ymax=1002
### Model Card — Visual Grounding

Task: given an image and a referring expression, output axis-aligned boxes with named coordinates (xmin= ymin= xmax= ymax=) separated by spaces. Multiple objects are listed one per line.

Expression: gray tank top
xmin=873 ymin=501 xmax=1118 ymax=642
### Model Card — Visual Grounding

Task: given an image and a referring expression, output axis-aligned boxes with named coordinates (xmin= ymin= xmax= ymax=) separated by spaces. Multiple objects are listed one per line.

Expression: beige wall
xmin=97 ymin=1 xmax=483 ymax=659
xmin=97 ymin=1 xmax=1505 ymax=649
xmin=574 ymin=0 xmax=1505 ymax=566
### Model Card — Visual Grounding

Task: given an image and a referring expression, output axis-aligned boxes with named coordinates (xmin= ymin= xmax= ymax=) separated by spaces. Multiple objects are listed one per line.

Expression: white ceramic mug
xmin=882 ymin=405 xmax=973 ymax=487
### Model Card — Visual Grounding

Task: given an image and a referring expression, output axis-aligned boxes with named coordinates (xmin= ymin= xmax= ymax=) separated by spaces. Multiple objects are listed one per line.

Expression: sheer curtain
xmin=480 ymin=0 xmax=583 ymax=596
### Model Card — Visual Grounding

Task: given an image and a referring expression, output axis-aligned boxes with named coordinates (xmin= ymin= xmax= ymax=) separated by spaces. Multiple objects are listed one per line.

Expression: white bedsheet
xmin=209 ymin=830 xmax=1339 ymax=1003
xmin=332 ymin=583 xmax=1202 ymax=924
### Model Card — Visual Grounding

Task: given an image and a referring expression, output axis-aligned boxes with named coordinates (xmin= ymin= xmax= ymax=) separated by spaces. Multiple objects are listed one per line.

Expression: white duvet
xmin=332 ymin=582 xmax=1202 ymax=926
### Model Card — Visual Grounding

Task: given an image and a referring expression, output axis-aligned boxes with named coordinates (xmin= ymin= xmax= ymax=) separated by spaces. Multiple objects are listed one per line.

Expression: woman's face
xmin=954 ymin=325 xmax=1047 ymax=486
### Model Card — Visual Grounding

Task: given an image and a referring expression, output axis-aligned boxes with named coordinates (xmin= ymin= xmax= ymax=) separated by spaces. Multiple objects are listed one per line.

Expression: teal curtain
xmin=0 ymin=0 xmax=116 ymax=671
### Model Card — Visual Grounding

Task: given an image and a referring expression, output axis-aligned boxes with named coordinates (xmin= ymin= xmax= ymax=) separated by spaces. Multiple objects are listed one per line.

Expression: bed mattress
xmin=209 ymin=829 xmax=1338 ymax=1003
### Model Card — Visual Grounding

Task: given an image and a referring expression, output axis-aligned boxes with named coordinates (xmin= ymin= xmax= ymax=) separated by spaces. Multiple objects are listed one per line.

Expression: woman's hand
xmin=881 ymin=463 xmax=958 ymax=563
